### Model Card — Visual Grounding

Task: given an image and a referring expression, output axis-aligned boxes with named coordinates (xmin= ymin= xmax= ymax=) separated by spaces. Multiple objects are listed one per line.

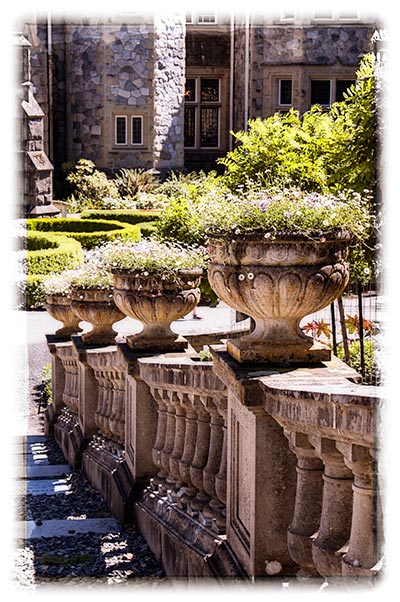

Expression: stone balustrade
xmin=258 ymin=360 xmax=382 ymax=580
xmin=137 ymin=356 xmax=228 ymax=536
xmin=45 ymin=334 xmax=382 ymax=583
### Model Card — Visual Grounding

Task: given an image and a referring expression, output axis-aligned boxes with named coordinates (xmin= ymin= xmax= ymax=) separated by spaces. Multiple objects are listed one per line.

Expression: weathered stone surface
xmin=208 ymin=235 xmax=351 ymax=363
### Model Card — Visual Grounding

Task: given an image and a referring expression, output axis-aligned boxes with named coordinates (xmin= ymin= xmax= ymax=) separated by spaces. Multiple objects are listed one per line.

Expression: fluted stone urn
xmin=69 ymin=288 xmax=125 ymax=346
xmin=45 ymin=293 xmax=82 ymax=338
xmin=112 ymin=268 xmax=202 ymax=350
xmin=207 ymin=233 xmax=351 ymax=363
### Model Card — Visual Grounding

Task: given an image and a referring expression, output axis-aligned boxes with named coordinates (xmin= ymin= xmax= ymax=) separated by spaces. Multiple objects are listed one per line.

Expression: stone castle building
xmin=20 ymin=11 xmax=377 ymax=181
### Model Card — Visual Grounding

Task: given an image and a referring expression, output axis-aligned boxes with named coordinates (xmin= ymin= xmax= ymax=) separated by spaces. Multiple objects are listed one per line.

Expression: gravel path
xmin=12 ymin=321 xmax=167 ymax=591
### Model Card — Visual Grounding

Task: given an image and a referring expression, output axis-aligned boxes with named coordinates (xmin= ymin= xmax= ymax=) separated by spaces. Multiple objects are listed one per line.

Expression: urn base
xmin=226 ymin=338 xmax=331 ymax=364
xmin=126 ymin=332 xmax=188 ymax=352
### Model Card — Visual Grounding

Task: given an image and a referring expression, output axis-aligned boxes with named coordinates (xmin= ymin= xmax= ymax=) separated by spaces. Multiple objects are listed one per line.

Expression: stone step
xmin=16 ymin=478 xmax=70 ymax=496
xmin=16 ymin=517 xmax=122 ymax=540
xmin=26 ymin=464 xmax=71 ymax=479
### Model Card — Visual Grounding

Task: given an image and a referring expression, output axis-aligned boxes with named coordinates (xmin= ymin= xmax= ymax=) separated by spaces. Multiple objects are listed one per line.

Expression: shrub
xmin=114 ymin=167 xmax=158 ymax=197
xmin=336 ymin=338 xmax=381 ymax=385
xmin=65 ymin=158 xmax=120 ymax=211
xmin=19 ymin=274 xmax=47 ymax=309
xmin=27 ymin=218 xmax=141 ymax=249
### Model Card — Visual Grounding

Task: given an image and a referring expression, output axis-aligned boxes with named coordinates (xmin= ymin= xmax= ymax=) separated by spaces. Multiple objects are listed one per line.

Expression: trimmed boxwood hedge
xmin=27 ymin=218 xmax=141 ymax=249
xmin=23 ymin=231 xmax=84 ymax=276
xmin=17 ymin=231 xmax=84 ymax=309
xmin=79 ymin=209 xmax=162 ymax=225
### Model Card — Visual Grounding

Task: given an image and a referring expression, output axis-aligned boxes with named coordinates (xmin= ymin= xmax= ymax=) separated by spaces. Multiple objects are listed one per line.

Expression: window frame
xmin=277 ymin=79 xmax=293 ymax=107
xmin=131 ymin=115 xmax=143 ymax=146
xmin=310 ymin=79 xmax=333 ymax=107
xmin=115 ymin=115 xmax=128 ymax=146
xmin=184 ymin=76 xmax=222 ymax=150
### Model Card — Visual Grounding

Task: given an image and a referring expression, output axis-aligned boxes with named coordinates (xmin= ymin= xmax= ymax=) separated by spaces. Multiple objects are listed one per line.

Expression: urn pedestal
xmin=69 ymin=288 xmax=125 ymax=346
xmin=207 ymin=234 xmax=351 ymax=364
xmin=45 ymin=293 xmax=82 ymax=338
xmin=112 ymin=269 xmax=202 ymax=351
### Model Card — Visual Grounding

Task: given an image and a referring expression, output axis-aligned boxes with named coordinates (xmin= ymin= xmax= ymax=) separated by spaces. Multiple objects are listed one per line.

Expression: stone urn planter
xmin=45 ymin=293 xmax=82 ymax=338
xmin=69 ymin=288 xmax=125 ymax=346
xmin=207 ymin=233 xmax=351 ymax=363
xmin=112 ymin=268 xmax=202 ymax=350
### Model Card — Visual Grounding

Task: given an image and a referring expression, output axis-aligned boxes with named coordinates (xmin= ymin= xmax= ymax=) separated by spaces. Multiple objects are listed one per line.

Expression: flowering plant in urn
xmin=200 ymin=188 xmax=371 ymax=363
xmin=101 ymin=239 xmax=206 ymax=350
xmin=68 ymin=248 xmax=125 ymax=346
xmin=43 ymin=271 xmax=82 ymax=338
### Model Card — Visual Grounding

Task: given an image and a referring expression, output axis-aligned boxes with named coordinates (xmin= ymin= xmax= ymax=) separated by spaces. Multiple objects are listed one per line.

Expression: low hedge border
xmin=79 ymin=209 xmax=162 ymax=225
xmin=22 ymin=231 xmax=84 ymax=276
xmin=27 ymin=218 xmax=141 ymax=249
xmin=16 ymin=231 xmax=84 ymax=309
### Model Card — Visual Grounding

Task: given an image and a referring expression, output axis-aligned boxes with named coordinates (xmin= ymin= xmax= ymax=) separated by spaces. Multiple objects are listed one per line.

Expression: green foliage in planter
xmin=27 ymin=218 xmax=141 ymax=249
xmin=23 ymin=232 xmax=84 ymax=276
xmin=79 ymin=209 xmax=162 ymax=225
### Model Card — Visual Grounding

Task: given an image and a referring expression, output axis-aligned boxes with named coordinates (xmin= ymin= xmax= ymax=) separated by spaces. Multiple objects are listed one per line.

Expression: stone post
xmin=117 ymin=344 xmax=158 ymax=483
xmin=211 ymin=347 xmax=298 ymax=577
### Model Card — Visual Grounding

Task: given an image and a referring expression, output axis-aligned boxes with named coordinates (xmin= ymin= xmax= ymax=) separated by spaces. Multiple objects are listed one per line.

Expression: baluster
xmin=212 ymin=394 xmax=228 ymax=533
xmin=158 ymin=389 xmax=177 ymax=495
xmin=176 ymin=393 xmax=199 ymax=510
xmin=166 ymin=391 xmax=187 ymax=503
xmin=108 ymin=370 xmax=126 ymax=444
xmin=337 ymin=443 xmax=381 ymax=577
xmin=150 ymin=387 xmax=169 ymax=491
xmin=309 ymin=436 xmax=354 ymax=577
xmin=285 ymin=431 xmax=324 ymax=576
xmin=199 ymin=396 xmax=225 ymax=529
xmin=187 ymin=394 xmax=211 ymax=518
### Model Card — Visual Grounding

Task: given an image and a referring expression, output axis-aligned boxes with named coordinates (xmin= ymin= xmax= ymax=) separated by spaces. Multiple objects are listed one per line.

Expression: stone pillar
xmin=152 ymin=14 xmax=185 ymax=172
xmin=117 ymin=344 xmax=158 ymax=483
xmin=44 ymin=337 xmax=66 ymax=436
xmin=71 ymin=337 xmax=99 ymax=440
xmin=212 ymin=348 xmax=298 ymax=577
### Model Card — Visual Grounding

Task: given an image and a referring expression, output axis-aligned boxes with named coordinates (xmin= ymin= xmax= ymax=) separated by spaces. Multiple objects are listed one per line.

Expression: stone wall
xmin=152 ymin=14 xmax=185 ymax=172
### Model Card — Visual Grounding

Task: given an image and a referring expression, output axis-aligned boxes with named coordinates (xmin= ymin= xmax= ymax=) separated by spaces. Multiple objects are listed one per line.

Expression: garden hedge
xmin=27 ymin=217 xmax=141 ymax=249
xmin=17 ymin=231 xmax=84 ymax=309
xmin=79 ymin=209 xmax=162 ymax=225
xmin=24 ymin=231 xmax=84 ymax=276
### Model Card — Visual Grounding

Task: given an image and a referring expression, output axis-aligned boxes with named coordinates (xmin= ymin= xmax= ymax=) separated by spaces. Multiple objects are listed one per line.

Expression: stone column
xmin=285 ymin=432 xmax=324 ymax=576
